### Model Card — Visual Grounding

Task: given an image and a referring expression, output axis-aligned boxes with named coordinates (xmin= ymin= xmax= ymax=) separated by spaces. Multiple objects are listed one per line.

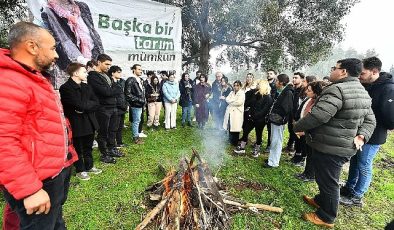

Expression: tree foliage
xmin=2 ymin=0 xmax=359 ymax=73
xmin=0 ymin=0 xmax=27 ymax=47
xmin=156 ymin=0 xmax=359 ymax=73
xmin=304 ymin=47 xmax=379 ymax=78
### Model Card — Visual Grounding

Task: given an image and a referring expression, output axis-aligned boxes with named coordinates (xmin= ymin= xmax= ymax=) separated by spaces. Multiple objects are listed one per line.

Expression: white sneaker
xmin=92 ymin=140 xmax=98 ymax=148
xmin=76 ymin=172 xmax=90 ymax=180
xmin=87 ymin=167 xmax=102 ymax=175
xmin=139 ymin=132 xmax=147 ymax=138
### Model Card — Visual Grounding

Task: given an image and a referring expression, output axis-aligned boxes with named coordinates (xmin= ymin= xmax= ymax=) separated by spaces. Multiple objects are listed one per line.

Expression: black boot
xmin=100 ymin=155 xmax=116 ymax=164
xmin=108 ymin=148 xmax=124 ymax=157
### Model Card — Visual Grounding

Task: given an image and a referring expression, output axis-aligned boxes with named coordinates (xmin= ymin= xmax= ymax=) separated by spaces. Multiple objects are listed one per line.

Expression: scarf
xmin=302 ymin=98 xmax=315 ymax=118
xmin=47 ymin=0 xmax=94 ymax=59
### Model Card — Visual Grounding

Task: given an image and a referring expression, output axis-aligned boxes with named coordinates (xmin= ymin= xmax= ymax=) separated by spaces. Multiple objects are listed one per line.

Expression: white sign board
xmin=27 ymin=0 xmax=182 ymax=87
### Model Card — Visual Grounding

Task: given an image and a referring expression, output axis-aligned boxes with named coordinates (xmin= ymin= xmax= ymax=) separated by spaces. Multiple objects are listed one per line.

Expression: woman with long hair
xmin=179 ymin=73 xmax=194 ymax=127
xmin=235 ymin=80 xmax=273 ymax=157
xmin=146 ymin=74 xmax=162 ymax=129
xmin=243 ymin=73 xmax=256 ymax=92
xmin=162 ymin=73 xmax=180 ymax=129
xmin=193 ymin=74 xmax=212 ymax=129
xmin=223 ymin=80 xmax=245 ymax=145
xmin=216 ymin=76 xmax=233 ymax=130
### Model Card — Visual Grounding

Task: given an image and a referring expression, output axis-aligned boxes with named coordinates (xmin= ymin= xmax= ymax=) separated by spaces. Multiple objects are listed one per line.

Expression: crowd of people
xmin=0 ymin=21 xmax=393 ymax=229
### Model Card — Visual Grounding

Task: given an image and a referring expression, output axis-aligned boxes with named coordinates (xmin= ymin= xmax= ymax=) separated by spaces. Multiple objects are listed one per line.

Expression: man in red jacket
xmin=0 ymin=21 xmax=77 ymax=229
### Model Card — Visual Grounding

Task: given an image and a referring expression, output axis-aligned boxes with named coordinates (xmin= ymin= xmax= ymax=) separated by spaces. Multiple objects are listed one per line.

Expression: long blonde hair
xmin=255 ymin=79 xmax=271 ymax=96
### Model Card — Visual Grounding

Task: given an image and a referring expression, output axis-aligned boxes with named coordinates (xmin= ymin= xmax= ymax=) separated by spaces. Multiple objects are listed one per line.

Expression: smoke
xmin=199 ymin=128 xmax=229 ymax=170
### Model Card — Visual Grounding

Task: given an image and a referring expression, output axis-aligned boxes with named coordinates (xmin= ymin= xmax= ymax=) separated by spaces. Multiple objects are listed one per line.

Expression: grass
xmin=0 ymin=109 xmax=393 ymax=229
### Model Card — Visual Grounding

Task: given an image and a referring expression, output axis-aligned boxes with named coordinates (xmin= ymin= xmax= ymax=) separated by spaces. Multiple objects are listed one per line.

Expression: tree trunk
xmin=199 ymin=38 xmax=210 ymax=74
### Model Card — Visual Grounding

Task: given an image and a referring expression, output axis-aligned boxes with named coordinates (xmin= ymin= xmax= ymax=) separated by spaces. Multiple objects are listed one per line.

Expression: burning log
xmin=137 ymin=150 xmax=283 ymax=230
xmin=136 ymin=196 xmax=169 ymax=230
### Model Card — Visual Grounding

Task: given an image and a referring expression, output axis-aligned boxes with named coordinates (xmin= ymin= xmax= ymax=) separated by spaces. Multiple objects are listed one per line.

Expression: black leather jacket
xmin=125 ymin=76 xmax=146 ymax=108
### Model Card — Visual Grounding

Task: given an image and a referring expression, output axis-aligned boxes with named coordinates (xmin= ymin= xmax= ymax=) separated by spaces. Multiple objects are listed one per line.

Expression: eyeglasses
xmin=331 ymin=66 xmax=344 ymax=71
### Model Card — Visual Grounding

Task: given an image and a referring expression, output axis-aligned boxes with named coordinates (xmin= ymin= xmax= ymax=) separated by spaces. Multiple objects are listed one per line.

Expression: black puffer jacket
xmin=87 ymin=71 xmax=122 ymax=107
xmin=294 ymin=77 xmax=376 ymax=158
xmin=125 ymin=76 xmax=146 ymax=108
xmin=365 ymin=72 xmax=394 ymax=144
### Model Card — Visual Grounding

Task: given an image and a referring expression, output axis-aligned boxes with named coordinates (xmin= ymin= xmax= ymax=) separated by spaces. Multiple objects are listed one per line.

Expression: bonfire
xmin=136 ymin=150 xmax=283 ymax=230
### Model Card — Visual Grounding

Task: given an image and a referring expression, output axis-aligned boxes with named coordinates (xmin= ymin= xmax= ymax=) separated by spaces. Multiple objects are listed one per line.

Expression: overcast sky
xmin=340 ymin=0 xmax=394 ymax=71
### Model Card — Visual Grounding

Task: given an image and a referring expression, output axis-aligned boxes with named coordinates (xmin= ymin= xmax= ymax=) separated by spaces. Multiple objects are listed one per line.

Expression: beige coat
xmin=223 ymin=90 xmax=245 ymax=132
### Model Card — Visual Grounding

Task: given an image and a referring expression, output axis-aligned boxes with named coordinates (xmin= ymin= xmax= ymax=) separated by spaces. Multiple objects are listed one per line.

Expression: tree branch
xmin=211 ymin=39 xmax=267 ymax=49
xmin=182 ymin=52 xmax=200 ymax=67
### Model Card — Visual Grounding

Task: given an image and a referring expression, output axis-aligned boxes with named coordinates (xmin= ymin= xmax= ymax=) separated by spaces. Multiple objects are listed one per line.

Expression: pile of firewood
xmin=136 ymin=150 xmax=283 ymax=230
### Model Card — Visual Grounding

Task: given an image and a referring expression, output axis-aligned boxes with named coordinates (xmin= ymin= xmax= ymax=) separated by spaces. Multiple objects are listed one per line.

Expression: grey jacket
xmin=294 ymin=77 xmax=376 ymax=158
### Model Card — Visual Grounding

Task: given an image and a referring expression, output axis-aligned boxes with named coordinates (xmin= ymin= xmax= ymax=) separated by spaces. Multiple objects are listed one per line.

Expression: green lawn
xmin=1 ymin=111 xmax=393 ymax=229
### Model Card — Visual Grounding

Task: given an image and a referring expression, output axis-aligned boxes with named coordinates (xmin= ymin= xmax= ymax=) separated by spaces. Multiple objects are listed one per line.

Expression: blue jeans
xmin=182 ymin=104 xmax=192 ymax=124
xmin=268 ymin=123 xmax=285 ymax=167
xmin=345 ymin=144 xmax=380 ymax=198
xmin=130 ymin=107 xmax=142 ymax=138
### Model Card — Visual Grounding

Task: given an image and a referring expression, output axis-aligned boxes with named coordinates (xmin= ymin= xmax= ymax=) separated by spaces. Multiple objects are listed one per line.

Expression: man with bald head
xmin=0 ymin=21 xmax=77 ymax=229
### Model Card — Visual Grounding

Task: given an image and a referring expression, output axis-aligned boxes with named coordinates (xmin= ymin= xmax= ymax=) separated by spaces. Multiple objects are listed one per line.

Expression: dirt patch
xmin=231 ymin=179 xmax=277 ymax=192
xmin=376 ymin=157 xmax=394 ymax=169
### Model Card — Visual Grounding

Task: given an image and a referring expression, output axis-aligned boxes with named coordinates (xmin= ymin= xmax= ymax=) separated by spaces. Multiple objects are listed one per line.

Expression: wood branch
xmin=192 ymin=168 xmax=208 ymax=227
xmin=193 ymin=208 xmax=201 ymax=229
xmin=149 ymin=193 xmax=162 ymax=201
xmin=138 ymin=150 xmax=281 ymax=229
xmin=135 ymin=197 xmax=169 ymax=230
xmin=197 ymin=163 xmax=227 ymax=214
xmin=223 ymin=199 xmax=283 ymax=213
xmin=201 ymin=192 xmax=228 ymax=219
xmin=191 ymin=148 xmax=203 ymax=163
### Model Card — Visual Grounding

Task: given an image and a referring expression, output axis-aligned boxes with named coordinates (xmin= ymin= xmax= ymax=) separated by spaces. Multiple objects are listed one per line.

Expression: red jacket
xmin=0 ymin=49 xmax=77 ymax=200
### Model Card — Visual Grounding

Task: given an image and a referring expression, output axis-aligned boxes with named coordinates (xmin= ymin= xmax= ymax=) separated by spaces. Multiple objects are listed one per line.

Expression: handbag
xmin=269 ymin=112 xmax=286 ymax=125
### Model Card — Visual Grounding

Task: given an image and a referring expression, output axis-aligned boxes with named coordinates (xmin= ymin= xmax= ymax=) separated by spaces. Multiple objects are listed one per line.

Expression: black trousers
xmin=116 ymin=113 xmax=125 ymax=145
xmin=294 ymin=135 xmax=304 ymax=155
xmin=73 ymin=134 xmax=95 ymax=173
xmin=265 ymin=121 xmax=272 ymax=147
xmin=302 ymin=144 xmax=315 ymax=178
xmin=3 ymin=167 xmax=71 ymax=230
xmin=229 ymin=132 xmax=240 ymax=146
xmin=95 ymin=107 xmax=119 ymax=156
xmin=312 ymin=149 xmax=348 ymax=224
xmin=293 ymin=136 xmax=307 ymax=163
xmin=240 ymin=120 xmax=265 ymax=145
xmin=287 ymin=120 xmax=297 ymax=147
